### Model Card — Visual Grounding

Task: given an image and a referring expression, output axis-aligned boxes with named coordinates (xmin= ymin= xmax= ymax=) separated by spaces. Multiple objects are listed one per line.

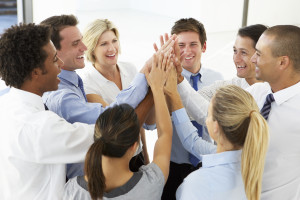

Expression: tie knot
xmin=190 ymin=73 xmax=201 ymax=82
xmin=266 ymin=93 xmax=275 ymax=104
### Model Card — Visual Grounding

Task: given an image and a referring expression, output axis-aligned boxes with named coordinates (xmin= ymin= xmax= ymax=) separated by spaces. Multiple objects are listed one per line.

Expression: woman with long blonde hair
xmin=166 ymin=80 xmax=269 ymax=199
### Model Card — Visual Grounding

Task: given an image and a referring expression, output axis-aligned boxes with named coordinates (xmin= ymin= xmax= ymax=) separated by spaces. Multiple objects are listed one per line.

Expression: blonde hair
xmin=212 ymin=85 xmax=269 ymax=200
xmin=83 ymin=19 xmax=120 ymax=64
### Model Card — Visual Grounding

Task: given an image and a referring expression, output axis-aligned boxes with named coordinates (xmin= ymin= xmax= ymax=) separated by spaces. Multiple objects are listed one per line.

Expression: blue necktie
xmin=260 ymin=93 xmax=274 ymax=120
xmin=189 ymin=73 xmax=203 ymax=167
xmin=78 ymin=75 xmax=87 ymax=102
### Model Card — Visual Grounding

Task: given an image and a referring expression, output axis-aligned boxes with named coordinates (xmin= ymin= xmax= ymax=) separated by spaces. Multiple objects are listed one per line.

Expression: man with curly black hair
xmin=0 ymin=23 xmax=95 ymax=200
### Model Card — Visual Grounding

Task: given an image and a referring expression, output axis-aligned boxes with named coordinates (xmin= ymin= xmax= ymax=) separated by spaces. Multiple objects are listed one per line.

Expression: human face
xmin=38 ymin=41 xmax=63 ymax=94
xmin=206 ymin=100 xmax=216 ymax=141
xmin=233 ymin=35 xmax=256 ymax=80
xmin=94 ymin=30 xmax=119 ymax=69
xmin=57 ymin=26 xmax=87 ymax=71
xmin=251 ymin=34 xmax=280 ymax=85
xmin=178 ymin=31 xmax=206 ymax=74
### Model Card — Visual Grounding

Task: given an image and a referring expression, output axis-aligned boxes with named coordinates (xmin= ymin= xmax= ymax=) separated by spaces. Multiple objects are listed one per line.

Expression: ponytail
xmin=241 ymin=111 xmax=269 ymax=200
xmin=84 ymin=139 xmax=105 ymax=200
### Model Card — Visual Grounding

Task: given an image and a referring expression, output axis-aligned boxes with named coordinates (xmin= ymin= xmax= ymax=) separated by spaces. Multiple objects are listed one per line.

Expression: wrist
xmin=177 ymin=75 xmax=184 ymax=84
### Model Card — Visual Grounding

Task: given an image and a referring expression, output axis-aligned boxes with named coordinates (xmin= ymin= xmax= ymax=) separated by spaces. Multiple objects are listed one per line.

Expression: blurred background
xmin=1 ymin=0 xmax=299 ymax=160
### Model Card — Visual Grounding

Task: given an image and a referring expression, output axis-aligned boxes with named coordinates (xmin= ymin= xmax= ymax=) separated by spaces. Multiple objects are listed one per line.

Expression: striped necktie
xmin=260 ymin=93 xmax=275 ymax=120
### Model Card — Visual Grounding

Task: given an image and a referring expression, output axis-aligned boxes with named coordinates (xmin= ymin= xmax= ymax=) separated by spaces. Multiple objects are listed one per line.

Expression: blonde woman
xmin=168 ymin=84 xmax=269 ymax=200
xmin=80 ymin=19 xmax=152 ymax=169
xmin=163 ymin=66 xmax=268 ymax=200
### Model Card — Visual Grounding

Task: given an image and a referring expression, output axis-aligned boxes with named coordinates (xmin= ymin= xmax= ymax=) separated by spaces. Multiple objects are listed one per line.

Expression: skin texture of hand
xmin=153 ymin=34 xmax=184 ymax=83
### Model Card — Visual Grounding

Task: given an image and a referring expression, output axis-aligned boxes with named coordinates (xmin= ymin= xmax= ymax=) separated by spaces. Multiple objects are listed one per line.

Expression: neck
xmin=95 ymin=63 xmax=119 ymax=79
xmin=20 ymin=81 xmax=43 ymax=97
xmin=102 ymin=155 xmax=133 ymax=192
xmin=270 ymin=74 xmax=300 ymax=93
xmin=245 ymin=77 xmax=262 ymax=86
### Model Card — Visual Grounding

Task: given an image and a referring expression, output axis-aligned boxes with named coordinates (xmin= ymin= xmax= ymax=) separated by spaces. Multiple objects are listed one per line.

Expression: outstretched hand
xmin=145 ymin=48 xmax=172 ymax=92
xmin=153 ymin=34 xmax=184 ymax=83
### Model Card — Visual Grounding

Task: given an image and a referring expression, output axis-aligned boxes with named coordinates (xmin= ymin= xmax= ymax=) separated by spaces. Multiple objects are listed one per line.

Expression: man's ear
xmin=279 ymin=56 xmax=290 ymax=70
xmin=202 ymin=42 xmax=207 ymax=53
xmin=31 ymin=68 xmax=42 ymax=80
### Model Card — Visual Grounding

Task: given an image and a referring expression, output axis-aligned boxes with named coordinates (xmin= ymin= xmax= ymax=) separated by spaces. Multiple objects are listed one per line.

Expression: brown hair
xmin=40 ymin=14 xmax=78 ymax=50
xmin=263 ymin=25 xmax=300 ymax=72
xmin=84 ymin=104 xmax=140 ymax=200
xmin=213 ymin=85 xmax=269 ymax=200
xmin=171 ymin=18 xmax=207 ymax=47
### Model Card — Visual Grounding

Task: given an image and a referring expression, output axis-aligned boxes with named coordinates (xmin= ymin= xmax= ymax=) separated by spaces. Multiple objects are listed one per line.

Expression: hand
xmin=154 ymin=34 xmax=184 ymax=84
xmin=145 ymin=49 xmax=172 ymax=92
xmin=164 ymin=62 xmax=178 ymax=97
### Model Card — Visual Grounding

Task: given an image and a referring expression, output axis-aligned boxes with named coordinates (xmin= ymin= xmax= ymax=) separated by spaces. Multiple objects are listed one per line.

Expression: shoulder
xmin=63 ymin=177 xmax=90 ymax=200
xmin=176 ymin=169 xmax=212 ymax=199
xmin=139 ymin=162 xmax=164 ymax=184
xmin=201 ymin=67 xmax=224 ymax=81
xmin=118 ymin=61 xmax=138 ymax=75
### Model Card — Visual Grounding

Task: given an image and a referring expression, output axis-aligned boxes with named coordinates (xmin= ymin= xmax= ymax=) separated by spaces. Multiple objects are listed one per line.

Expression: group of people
xmin=0 ymin=14 xmax=299 ymax=200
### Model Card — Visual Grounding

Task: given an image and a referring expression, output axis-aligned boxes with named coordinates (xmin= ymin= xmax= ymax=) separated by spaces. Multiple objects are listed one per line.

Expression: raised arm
xmin=145 ymin=50 xmax=173 ymax=183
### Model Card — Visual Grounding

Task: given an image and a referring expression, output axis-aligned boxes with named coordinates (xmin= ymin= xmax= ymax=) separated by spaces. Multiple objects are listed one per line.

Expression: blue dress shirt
xmin=176 ymin=150 xmax=247 ymax=200
xmin=170 ymin=67 xmax=223 ymax=164
xmin=42 ymin=69 xmax=148 ymax=179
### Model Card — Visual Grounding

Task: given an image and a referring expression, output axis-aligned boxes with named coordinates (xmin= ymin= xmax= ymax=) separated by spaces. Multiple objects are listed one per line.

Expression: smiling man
xmin=247 ymin=25 xmax=300 ymax=200
xmin=0 ymin=23 xmax=95 ymax=200
xmin=161 ymin=18 xmax=223 ymax=200
xmin=41 ymin=15 xmax=150 ymax=180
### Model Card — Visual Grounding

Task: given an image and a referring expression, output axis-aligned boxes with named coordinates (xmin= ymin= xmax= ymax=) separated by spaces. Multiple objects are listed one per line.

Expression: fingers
xmin=160 ymin=35 xmax=165 ymax=47
xmin=153 ymin=43 xmax=159 ymax=52
xmin=164 ymin=33 xmax=170 ymax=43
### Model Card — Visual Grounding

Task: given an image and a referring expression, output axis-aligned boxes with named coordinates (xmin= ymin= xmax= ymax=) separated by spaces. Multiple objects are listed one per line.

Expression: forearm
xmin=140 ymin=128 xmax=150 ymax=164
xmin=135 ymin=89 xmax=154 ymax=127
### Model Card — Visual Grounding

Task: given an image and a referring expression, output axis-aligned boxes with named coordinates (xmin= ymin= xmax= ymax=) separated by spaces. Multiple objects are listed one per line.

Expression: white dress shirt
xmin=78 ymin=61 xmax=144 ymax=155
xmin=246 ymin=81 xmax=300 ymax=200
xmin=177 ymin=77 xmax=250 ymax=126
xmin=78 ymin=61 xmax=137 ymax=104
xmin=0 ymin=88 xmax=94 ymax=200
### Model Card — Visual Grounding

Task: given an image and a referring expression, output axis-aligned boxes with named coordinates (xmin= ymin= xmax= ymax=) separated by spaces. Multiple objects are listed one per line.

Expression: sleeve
xmin=172 ymin=108 xmax=217 ymax=159
xmin=116 ymin=73 xmax=149 ymax=109
xmin=177 ymin=78 xmax=210 ymax=125
xmin=19 ymin=112 xmax=94 ymax=164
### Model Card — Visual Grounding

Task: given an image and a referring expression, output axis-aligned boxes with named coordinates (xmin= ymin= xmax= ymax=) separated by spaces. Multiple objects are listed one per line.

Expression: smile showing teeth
xmin=77 ymin=55 xmax=84 ymax=59
xmin=237 ymin=65 xmax=246 ymax=69
xmin=107 ymin=54 xmax=115 ymax=57
xmin=185 ymin=57 xmax=193 ymax=60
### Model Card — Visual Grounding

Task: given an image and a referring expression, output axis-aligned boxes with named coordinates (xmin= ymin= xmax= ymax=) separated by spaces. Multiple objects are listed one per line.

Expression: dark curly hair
xmin=171 ymin=18 xmax=207 ymax=47
xmin=0 ymin=23 xmax=51 ymax=88
xmin=40 ymin=14 xmax=78 ymax=50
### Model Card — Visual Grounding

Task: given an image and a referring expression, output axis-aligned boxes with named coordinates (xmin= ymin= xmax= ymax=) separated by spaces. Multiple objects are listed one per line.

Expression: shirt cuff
xmin=143 ymin=123 xmax=156 ymax=130
xmin=172 ymin=108 xmax=190 ymax=125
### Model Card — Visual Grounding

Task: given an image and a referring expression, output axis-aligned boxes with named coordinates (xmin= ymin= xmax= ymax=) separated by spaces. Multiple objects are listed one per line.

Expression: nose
xmin=250 ymin=53 xmax=257 ymax=63
xmin=80 ymin=41 xmax=87 ymax=52
xmin=233 ymin=52 xmax=242 ymax=63
xmin=108 ymin=43 xmax=115 ymax=52
xmin=57 ymin=57 xmax=63 ymax=72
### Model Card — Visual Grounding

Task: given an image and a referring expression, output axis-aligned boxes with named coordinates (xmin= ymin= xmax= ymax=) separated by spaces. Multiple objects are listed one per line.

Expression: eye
xmin=53 ymin=56 xmax=58 ymax=62
xmin=100 ymin=42 xmax=107 ymax=46
xmin=255 ymin=51 xmax=260 ymax=57
xmin=233 ymin=49 xmax=237 ymax=54
xmin=113 ymin=39 xmax=118 ymax=43
xmin=72 ymin=41 xmax=79 ymax=46
xmin=242 ymin=51 xmax=247 ymax=55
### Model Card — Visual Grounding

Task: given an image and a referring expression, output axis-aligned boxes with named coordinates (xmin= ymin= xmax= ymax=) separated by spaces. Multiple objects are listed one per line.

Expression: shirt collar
xmin=182 ymin=67 xmax=202 ymax=82
xmin=202 ymin=150 xmax=242 ymax=168
xmin=10 ymin=87 xmax=45 ymax=111
xmin=273 ymin=81 xmax=300 ymax=106
xmin=59 ymin=69 xmax=79 ymax=86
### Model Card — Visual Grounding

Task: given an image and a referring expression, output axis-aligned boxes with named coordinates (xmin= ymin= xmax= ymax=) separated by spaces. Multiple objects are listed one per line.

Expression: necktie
xmin=189 ymin=73 xmax=203 ymax=167
xmin=260 ymin=93 xmax=275 ymax=120
xmin=78 ymin=75 xmax=88 ymax=102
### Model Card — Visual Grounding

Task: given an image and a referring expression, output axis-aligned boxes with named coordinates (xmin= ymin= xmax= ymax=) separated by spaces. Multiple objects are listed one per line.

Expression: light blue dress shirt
xmin=43 ymin=70 xmax=148 ymax=124
xmin=172 ymin=108 xmax=247 ymax=199
xmin=170 ymin=67 xmax=223 ymax=164
xmin=42 ymin=69 xmax=148 ymax=179
xmin=176 ymin=150 xmax=247 ymax=200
